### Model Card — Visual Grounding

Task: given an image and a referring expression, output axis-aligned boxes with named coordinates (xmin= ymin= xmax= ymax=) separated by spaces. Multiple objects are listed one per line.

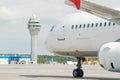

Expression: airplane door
xmin=57 ymin=26 xmax=65 ymax=40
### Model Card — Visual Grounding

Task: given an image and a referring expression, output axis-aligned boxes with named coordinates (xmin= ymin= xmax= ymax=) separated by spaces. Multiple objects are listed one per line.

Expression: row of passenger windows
xmin=72 ymin=22 xmax=117 ymax=29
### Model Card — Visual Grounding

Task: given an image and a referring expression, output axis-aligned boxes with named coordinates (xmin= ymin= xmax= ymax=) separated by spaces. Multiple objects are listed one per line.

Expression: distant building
xmin=0 ymin=56 xmax=30 ymax=64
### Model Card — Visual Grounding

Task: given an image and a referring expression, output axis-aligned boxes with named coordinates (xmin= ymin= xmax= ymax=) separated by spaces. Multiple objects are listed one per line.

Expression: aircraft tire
xmin=73 ymin=68 xmax=84 ymax=78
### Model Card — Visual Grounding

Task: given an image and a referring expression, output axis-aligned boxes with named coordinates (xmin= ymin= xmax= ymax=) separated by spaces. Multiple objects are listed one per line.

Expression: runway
xmin=0 ymin=64 xmax=120 ymax=80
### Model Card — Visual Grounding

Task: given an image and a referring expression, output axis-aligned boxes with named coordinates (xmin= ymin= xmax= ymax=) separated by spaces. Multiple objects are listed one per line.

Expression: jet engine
xmin=98 ymin=42 xmax=120 ymax=72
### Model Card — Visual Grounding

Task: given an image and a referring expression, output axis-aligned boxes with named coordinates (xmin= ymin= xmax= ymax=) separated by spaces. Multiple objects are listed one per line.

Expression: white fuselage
xmin=45 ymin=12 xmax=120 ymax=57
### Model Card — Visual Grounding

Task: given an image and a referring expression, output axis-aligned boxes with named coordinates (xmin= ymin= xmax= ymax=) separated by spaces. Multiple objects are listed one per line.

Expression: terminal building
xmin=0 ymin=56 xmax=30 ymax=64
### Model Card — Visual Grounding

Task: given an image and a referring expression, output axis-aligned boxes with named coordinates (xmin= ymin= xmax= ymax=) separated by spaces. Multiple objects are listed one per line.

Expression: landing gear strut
xmin=73 ymin=57 xmax=85 ymax=78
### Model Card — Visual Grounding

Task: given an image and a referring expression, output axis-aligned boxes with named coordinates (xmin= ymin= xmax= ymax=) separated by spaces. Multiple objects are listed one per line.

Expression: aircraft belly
xmin=54 ymin=51 xmax=97 ymax=57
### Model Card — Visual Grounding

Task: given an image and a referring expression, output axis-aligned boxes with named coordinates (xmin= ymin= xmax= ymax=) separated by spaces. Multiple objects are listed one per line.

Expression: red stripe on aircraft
xmin=70 ymin=0 xmax=80 ymax=10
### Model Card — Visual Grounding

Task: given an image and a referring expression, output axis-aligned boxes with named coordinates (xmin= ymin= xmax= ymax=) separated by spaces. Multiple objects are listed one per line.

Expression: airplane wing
xmin=65 ymin=0 xmax=120 ymax=24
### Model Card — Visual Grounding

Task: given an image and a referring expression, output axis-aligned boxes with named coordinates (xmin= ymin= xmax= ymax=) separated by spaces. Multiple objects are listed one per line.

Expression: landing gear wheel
xmin=73 ymin=68 xmax=84 ymax=78
xmin=72 ymin=57 xmax=85 ymax=78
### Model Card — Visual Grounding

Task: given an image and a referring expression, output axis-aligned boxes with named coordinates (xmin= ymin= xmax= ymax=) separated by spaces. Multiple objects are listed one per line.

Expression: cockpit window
xmin=50 ymin=26 xmax=55 ymax=32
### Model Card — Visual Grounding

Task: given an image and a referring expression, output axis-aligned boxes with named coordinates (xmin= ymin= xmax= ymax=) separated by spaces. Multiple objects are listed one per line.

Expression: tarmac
xmin=0 ymin=64 xmax=120 ymax=80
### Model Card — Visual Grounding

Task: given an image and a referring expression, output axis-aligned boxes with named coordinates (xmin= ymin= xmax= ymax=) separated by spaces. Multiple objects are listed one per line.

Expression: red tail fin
xmin=70 ymin=0 xmax=80 ymax=10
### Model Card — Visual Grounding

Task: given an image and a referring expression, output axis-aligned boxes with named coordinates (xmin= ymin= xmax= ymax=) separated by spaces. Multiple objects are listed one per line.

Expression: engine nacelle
xmin=98 ymin=42 xmax=120 ymax=72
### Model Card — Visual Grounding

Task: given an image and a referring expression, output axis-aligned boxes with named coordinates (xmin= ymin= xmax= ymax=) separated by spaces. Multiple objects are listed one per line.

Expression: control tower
xmin=28 ymin=15 xmax=41 ymax=64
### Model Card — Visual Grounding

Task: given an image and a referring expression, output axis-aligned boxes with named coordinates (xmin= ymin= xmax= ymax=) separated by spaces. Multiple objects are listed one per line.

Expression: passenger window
xmin=100 ymin=23 xmax=102 ymax=27
xmin=96 ymin=23 xmax=98 ymax=27
xmin=87 ymin=24 xmax=90 ymax=28
xmin=104 ymin=22 xmax=107 ymax=26
xmin=83 ymin=24 xmax=86 ymax=28
xmin=76 ymin=25 xmax=78 ymax=28
xmin=72 ymin=25 xmax=74 ymax=29
xmin=91 ymin=23 xmax=94 ymax=27
xmin=108 ymin=22 xmax=111 ymax=26
xmin=79 ymin=24 xmax=81 ymax=28
xmin=113 ymin=23 xmax=116 ymax=26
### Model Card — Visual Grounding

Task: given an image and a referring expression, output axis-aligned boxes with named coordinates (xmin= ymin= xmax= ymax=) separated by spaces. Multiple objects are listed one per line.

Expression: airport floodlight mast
xmin=28 ymin=15 xmax=41 ymax=64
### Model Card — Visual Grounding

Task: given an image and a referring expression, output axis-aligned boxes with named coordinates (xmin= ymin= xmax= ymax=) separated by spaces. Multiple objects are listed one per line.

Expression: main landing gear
xmin=73 ymin=57 xmax=85 ymax=78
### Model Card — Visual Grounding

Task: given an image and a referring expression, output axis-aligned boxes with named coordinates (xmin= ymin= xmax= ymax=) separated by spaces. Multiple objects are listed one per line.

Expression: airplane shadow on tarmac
xmin=21 ymin=75 xmax=120 ymax=80
xmin=21 ymin=75 xmax=73 ymax=79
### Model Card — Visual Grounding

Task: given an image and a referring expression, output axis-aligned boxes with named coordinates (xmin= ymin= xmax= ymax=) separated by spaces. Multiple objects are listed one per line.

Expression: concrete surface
xmin=0 ymin=64 xmax=120 ymax=80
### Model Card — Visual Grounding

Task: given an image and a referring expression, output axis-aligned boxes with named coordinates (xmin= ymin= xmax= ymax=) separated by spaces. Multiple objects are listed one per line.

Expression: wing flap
xmin=65 ymin=0 xmax=120 ymax=24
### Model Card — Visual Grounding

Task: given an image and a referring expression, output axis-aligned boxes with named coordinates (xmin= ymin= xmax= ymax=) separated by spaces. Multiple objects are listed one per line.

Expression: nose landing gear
xmin=73 ymin=57 xmax=85 ymax=78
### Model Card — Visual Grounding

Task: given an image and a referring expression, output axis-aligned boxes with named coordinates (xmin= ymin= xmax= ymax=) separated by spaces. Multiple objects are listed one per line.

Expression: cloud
xmin=0 ymin=7 xmax=15 ymax=20
xmin=0 ymin=7 xmax=20 ymax=19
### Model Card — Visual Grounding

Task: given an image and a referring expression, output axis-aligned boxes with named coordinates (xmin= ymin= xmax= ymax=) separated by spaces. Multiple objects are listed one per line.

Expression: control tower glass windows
xmin=29 ymin=22 xmax=39 ymax=24
xmin=34 ymin=25 xmax=40 ymax=27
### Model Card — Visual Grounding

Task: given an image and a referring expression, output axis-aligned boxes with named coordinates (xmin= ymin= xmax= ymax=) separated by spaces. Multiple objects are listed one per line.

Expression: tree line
xmin=37 ymin=55 xmax=77 ymax=64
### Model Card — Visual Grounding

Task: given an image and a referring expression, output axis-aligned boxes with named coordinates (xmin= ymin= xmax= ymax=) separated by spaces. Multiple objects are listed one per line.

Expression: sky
xmin=0 ymin=0 xmax=120 ymax=55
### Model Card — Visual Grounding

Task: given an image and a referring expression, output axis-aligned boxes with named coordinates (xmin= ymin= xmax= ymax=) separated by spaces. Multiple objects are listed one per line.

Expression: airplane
xmin=45 ymin=0 xmax=120 ymax=78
